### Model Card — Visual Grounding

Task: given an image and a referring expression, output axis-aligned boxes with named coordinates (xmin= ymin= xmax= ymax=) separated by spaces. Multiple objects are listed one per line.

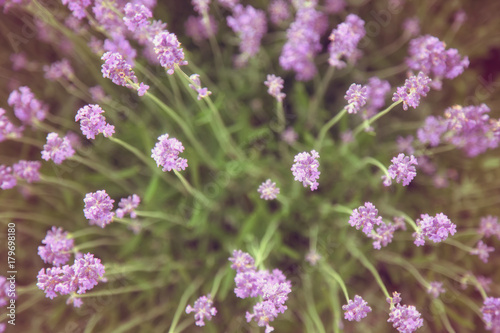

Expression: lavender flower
xmin=186 ymin=294 xmax=217 ymax=326
xmin=417 ymin=116 xmax=447 ymax=147
xmin=478 ymin=216 xmax=500 ymax=239
xmin=185 ymin=15 xmax=218 ymax=43
xmin=413 ymin=213 xmax=457 ymax=246
xmin=192 ymin=0 xmax=210 ymax=14
xmin=228 ymin=249 xmax=255 ymax=273
xmin=83 ymin=190 xmax=115 ymax=228
xmin=481 ymin=297 xmax=500 ymax=331
xmin=328 ymin=14 xmax=366 ymax=69
xmin=342 ymin=295 xmax=372 ymax=322
xmin=258 ymin=179 xmax=280 ymax=200
xmin=137 ymin=82 xmax=149 ymax=96
xmin=0 ymin=108 xmax=23 ymax=141
xmin=388 ymin=153 xmax=418 ymax=186
xmin=0 ymin=275 xmax=16 ymax=307
xmin=43 ymin=59 xmax=74 ymax=81
xmin=0 ymin=165 xmax=17 ymax=190
xmin=470 ymin=240 xmax=494 ymax=263
xmin=151 ymin=134 xmax=188 ymax=172
xmin=305 ymin=250 xmax=321 ymax=265
xmin=392 ymin=72 xmax=431 ymax=111
xmin=324 ymin=0 xmax=346 ymax=14
xmin=344 ymin=83 xmax=368 ymax=114
xmin=427 ymin=281 xmax=445 ymax=299
xmin=103 ymin=34 xmax=137 ymax=64
xmin=264 ymin=74 xmax=286 ymax=103
xmin=123 ymin=3 xmax=152 ymax=32
xmin=7 ymin=86 xmax=48 ymax=126
xmin=116 ymin=194 xmax=140 ymax=219
xmin=388 ymin=303 xmax=424 ymax=333
xmin=364 ymin=77 xmax=391 ymax=118
xmin=369 ymin=222 xmax=396 ymax=249
xmin=13 ymin=160 xmax=41 ymax=183
xmin=349 ymin=202 xmax=383 ymax=236
xmin=402 ymin=17 xmax=420 ymax=37
xmin=101 ymin=51 xmax=138 ymax=87
xmin=75 ymin=104 xmax=115 ymax=140
xmin=61 ymin=0 xmax=91 ymax=19
xmin=291 ymin=150 xmax=320 ymax=191
xmin=38 ymin=227 xmax=74 ymax=266
xmin=153 ymin=31 xmax=188 ymax=75
xmin=188 ymin=74 xmax=212 ymax=100
xmin=217 ymin=0 xmax=238 ymax=9
xmin=269 ymin=0 xmax=290 ymax=25
xmin=396 ymin=136 xmax=415 ymax=155
xmin=41 ymin=132 xmax=75 ymax=164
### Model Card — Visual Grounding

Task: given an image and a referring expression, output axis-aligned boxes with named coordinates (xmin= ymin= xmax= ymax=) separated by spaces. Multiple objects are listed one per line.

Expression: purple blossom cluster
xmin=188 ymin=74 xmax=212 ymax=100
xmin=0 ymin=108 xmax=22 ymax=141
xmin=83 ymin=190 xmax=115 ymax=228
xmin=407 ymin=35 xmax=469 ymax=89
xmin=153 ymin=32 xmax=188 ymax=74
xmin=291 ymin=150 xmax=320 ymax=191
xmin=116 ymin=194 xmax=140 ymax=219
xmin=481 ymin=297 xmax=500 ymax=331
xmin=342 ymin=295 xmax=372 ymax=322
xmin=392 ymin=72 xmax=431 ymax=110
xmin=427 ymin=281 xmax=445 ymax=299
xmin=268 ymin=0 xmax=290 ymax=25
xmin=402 ymin=17 xmax=420 ymax=37
xmin=186 ymin=294 xmax=217 ymax=326
xmin=387 ymin=153 xmax=418 ymax=186
xmin=413 ymin=213 xmax=457 ymax=246
xmin=279 ymin=6 xmax=328 ymax=80
xmin=61 ymin=0 xmax=91 ymax=20
xmin=38 ymin=227 xmax=75 ymax=266
xmin=229 ymin=250 xmax=291 ymax=333
xmin=264 ymin=74 xmax=286 ymax=103
xmin=344 ymin=83 xmax=368 ymax=114
xmin=388 ymin=303 xmax=424 ymax=333
xmin=416 ymin=116 xmax=447 ymax=147
xmin=101 ymin=52 xmax=149 ymax=96
xmin=0 ymin=165 xmax=16 ymax=190
xmin=13 ymin=160 xmax=41 ymax=183
xmin=349 ymin=202 xmax=383 ymax=236
xmin=324 ymin=0 xmax=346 ymax=14
xmin=478 ymin=216 xmax=500 ymax=239
xmin=369 ymin=221 xmax=398 ymax=250
xmin=363 ymin=77 xmax=391 ymax=118
xmin=151 ymin=134 xmax=188 ymax=172
xmin=75 ymin=104 xmax=115 ymax=140
xmin=396 ymin=135 xmax=415 ymax=155
xmin=37 ymin=253 xmax=105 ymax=307
xmin=185 ymin=15 xmax=218 ymax=43
xmin=470 ymin=240 xmax=495 ymax=263
xmin=0 ymin=275 xmax=16 ymax=307
xmin=227 ymin=5 xmax=267 ymax=66
xmin=257 ymin=179 xmax=280 ymax=200
xmin=43 ymin=58 xmax=74 ymax=81
xmin=7 ymin=86 xmax=48 ymax=126
xmin=192 ymin=0 xmax=210 ymax=15
xmin=41 ymin=132 xmax=75 ymax=164
xmin=328 ymin=14 xmax=366 ymax=69
xmin=123 ymin=3 xmax=152 ymax=32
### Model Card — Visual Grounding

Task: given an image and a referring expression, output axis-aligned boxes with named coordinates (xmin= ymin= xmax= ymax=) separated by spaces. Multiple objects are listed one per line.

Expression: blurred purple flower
xmin=188 ymin=74 xmax=212 ymax=100
xmin=417 ymin=115 xmax=446 ymax=147
xmin=38 ymin=226 xmax=74 ymax=266
xmin=328 ymin=14 xmax=366 ymax=69
xmin=151 ymin=134 xmax=188 ymax=172
xmin=258 ymin=179 xmax=280 ymax=200
xmin=478 ymin=216 xmax=500 ymax=239
xmin=363 ymin=77 xmax=391 ymax=118
xmin=427 ymin=281 xmax=445 ymax=299
xmin=0 ymin=165 xmax=16 ymax=190
xmin=192 ymin=0 xmax=210 ymax=15
xmin=369 ymin=222 xmax=396 ymax=249
xmin=396 ymin=135 xmax=415 ymax=155
xmin=324 ymin=0 xmax=346 ymax=14
xmin=269 ymin=0 xmax=290 ymax=25
xmin=264 ymin=74 xmax=286 ymax=103
xmin=124 ymin=3 xmax=152 ymax=32
xmin=116 ymin=194 xmax=141 ymax=219
xmin=43 ymin=59 xmax=74 ymax=81
xmin=291 ymin=150 xmax=320 ymax=191
xmin=344 ymin=83 xmax=368 ymax=114
xmin=402 ymin=17 xmax=420 ymax=37
xmin=470 ymin=240 xmax=494 ymax=263
xmin=42 ymin=132 xmax=75 ymax=164
xmin=481 ymin=297 xmax=500 ymax=331
xmin=185 ymin=15 xmax=218 ymax=43
xmin=83 ymin=190 xmax=115 ymax=228
xmin=7 ymin=86 xmax=48 ymax=126
xmin=0 ymin=108 xmax=23 ymax=142
xmin=62 ymin=0 xmax=91 ymax=19
xmin=229 ymin=249 xmax=255 ymax=273
xmin=13 ymin=160 xmax=41 ymax=183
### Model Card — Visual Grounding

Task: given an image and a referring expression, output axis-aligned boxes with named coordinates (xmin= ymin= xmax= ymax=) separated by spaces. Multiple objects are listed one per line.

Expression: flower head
xmin=229 ymin=249 xmax=255 ymax=273
xmin=7 ymin=86 xmax=48 ymax=126
xmin=291 ymin=150 xmax=320 ymax=191
xmin=478 ymin=216 xmax=500 ymax=239
xmin=342 ymin=295 xmax=372 ymax=322
xmin=417 ymin=115 xmax=447 ymax=147
xmin=0 ymin=165 xmax=17 ymax=190
xmin=123 ymin=3 xmax=152 ymax=32
xmin=264 ymin=74 xmax=286 ymax=103
xmin=75 ymin=104 xmax=115 ymax=140
xmin=61 ymin=0 xmax=91 ymax=19
xmin=41 ymin=132 xmax=75 ymax=164
xmin=481 ymin=297 xmax=500 ymax=331
xmin=328 ymin=14 xmax=366 ymax=69
xmin=258 ymin=179 xmax=280 ymax=200
xmin=43 ymin=59 xmax=74 ymax=81
xmin=413 ymin=213 xmax=457 ymax=246
xmin=369 ymin=222 xmax=396 ymax=249
xmin=188 ymin=74 xmax=212 ymax=100
xmin=349 ymin=202 xmax=383 ymax=236
xmin=116 ymin=194 xmax=141 ymax=219
xmin=153 ymin=31 xmax=188 ymax=75
xmin=186 ymin=294 xmax=217 ymax=327
xmin=392 ymin=72 xmax=431 ymax=110
xmin=388 ymin=153 xmax=418 ymax=186
xmin=151 ymin=134 xmax=188 ymax=172
xmin=269 ymin=0 xmax=290 ymax=25
xmin=470 ymin=240 xmax=495 ymax=263
xmin=344 ymin=83 xmax=368 ymax=114
xmin=101 ymin=51 xmax=139 ymax=88
xmin=0 ymin=108 xmax=23 ymax=142
xmin=363 ymin=77 xmax=391 ymax=117
xmin=388 ymin=303 xmax=424 ymax=333
xmin=427 ymin=281 xmax=445 ymax=299
xmin=83 ymin=190 xmax=115 ymax=228
xmin=38 ymin=227 xmax=74 ymax=266
xmin=13 ymin=160 xmax=41 ymax=183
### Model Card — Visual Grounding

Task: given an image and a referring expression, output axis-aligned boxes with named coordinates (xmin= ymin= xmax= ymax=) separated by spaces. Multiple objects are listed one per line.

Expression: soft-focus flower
xmin=44 ymin=59 xmax=74 ymax=81
xmin=0 ymin=165 xmax=17 ymax=190
xmin=396 ymin=135 xmax=415 ymax=155
xmin=342 ymin=295 xmax=372 ymax=322
xmin=153 ymin=31 xmax=188 ymax=75
xmin=103 ymin=34 xmax=137 ymax=65
xmin=123 ymin=3 xmax=152 ymax=32
xmin=0 ymin=108 xmax=22 ymax=142
xmin=363 ymin=77 xmax=391 ymax=118
xmin=13 ymin=160 xmax=41 ymax=183
xmin=258 ymin=179 xmax=280 ymax=200
xmin=137 ymin=82 xmax=149 ymax=96
xmin=61 ymin=0 xmax=91 ymax=19
xmin=417 ymin=115 xmax=447 ymax=147
xmin=392 ymin=72 xmax=431 ymax=110
xmin=75 ymin=104 xmax=115 ymax=140
xmin=349 ymin=202 xmax=383 ymax=236
xmin=41 ymin=132 xmax=75 ymax=164
xmin=305 ymin=250 xmax=321 ymax=266
xmin=185 ymin=15 xmax=218 ymax=42
xmin=481 ymin=297 xmax=500 ymax=331
xmin=188 ymin=74 xmax=212 ymax=100
xmin=229 ymin=249 xmax=255 ymax=273
xmin=388 ymin=303 xmax=424 ymax=332
xmin=388 ymin=153 xmax=418 ymax=186
xmin=116 ymin=194 xmax=140 ymax=218
xmin=427 ymin=281 xmax=445 ymax=299
xmin=369 ymin=222 xmax=396 ymax=249
xmin=344 ymin=83 xmax=368 ymax=114
xmin=413 ymin=213 xmax=457 ymax=246
xmin=83 ymin=190 xmax=115 ymax=228
xmin=217 ymin=0 xmax=238 ymax=9
xmin=291 ymin=150 xmax=320 ymax=191
xmin=151 ymin=134 xmax=188 ymax=172
xmin=478 ymin=216 xmax=500 ymax=239
xmin=7 ymin=86 xmax=48 ymax=126
xmin=281 ymin=127 xmax=298 ymax=145
xmin=324 ymin=0 xmax=346 ymax=14
xmin=269 ymin=0 xmax=290 ymax=25
xmin=264 ymin=74 xmax=286 ymax=103
xmin=470 ymin=240 xmax=494 ymax=263
xmin=192 ymin=0 xmax=210 ymax=15
xmin=101 ymin=51 xmax=139 ymax=87
xmin=186 ymin=294 xmax=217 ymax=326
xmin=38 ymin=227 xmax=74 ymax=266
xmin=402 ymin=17 xmax=420 ymax=37
xmin=328 ymin=14 xmax=365 ymax=69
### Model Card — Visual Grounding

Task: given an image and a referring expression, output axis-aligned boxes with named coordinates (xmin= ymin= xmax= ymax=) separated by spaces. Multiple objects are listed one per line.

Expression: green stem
xmin=168 ymin=279 xmax=202 ymax=333
xmin=209 ymin=267 xmax=227 ymax=297
xmin=173 ymin=170 xmax=211 ymax=206
xmin=353 ymin=101 xmax=401 ymax=137
xmin=444 ymin=238 xmax=474 ymax=252
xmin=306 ymin=66 xmax=335 ymax=128
xmin=315 ymin=108 xmax=348 ymax=151
xmin=376 ymin=252 xmax=429 ymax=288
xmin=360 ymin=156 xmax=389 ymax=176
xmin=320 ymin=263 xmax=350 ymax=301
xmin=39 ymin=175 xmax=87 ymax=193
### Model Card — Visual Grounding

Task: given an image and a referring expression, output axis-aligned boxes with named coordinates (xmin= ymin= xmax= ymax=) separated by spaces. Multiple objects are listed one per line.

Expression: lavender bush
xmin=1 ymin=0 xmax=500 ymax=332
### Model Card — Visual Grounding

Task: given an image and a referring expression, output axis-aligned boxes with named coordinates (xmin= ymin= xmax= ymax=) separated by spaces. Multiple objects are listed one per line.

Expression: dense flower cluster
xmin=363 ymin=77 xmax=391 ymax=118
xmin=269 ymin=0 xmax=290 ymax=25
xmin=153 ymin=32 xmax=188 ymax=74
xmin=123 ymin=3 xmax=152 ymax=32
xmin=7 ymin=86 xmax=48 ymax=126
xmin=417 ymin=115 xmax=447 ymax=147
xmin=478 ymin=216 xmax=500 ymax=239
xmin=413 ymin=213 xmax=457 ymax=246
xmin=264 ymin=74 xmax=286 ymax=102
xmin=257 ymin=179 xmax=280 ymax=200
xmin=470 ymin=240 xmax=495 ymax=263
xmin=392 ymin=72 xmax=431 ymax=110
xmin=369 ymin=222 xmax=397 ymax=250
xmin=116 ymin=194 xmax=140 ymax=219
xmin=388 ymin=303 xmax=424 ymax=332
xmin=388 ymin=153 xmax=418 ymax=186
xmin=328 ymin=14 xmax=365 ymax=69
xmin=349 ymin=202 xmax=383 ymax=236
xmin=101 ymin=52 xmax=149 ymax=95
xmin=61 ymin=0 xmax=91 ymax=19
xmin=43 ymin=58 xmax=74 ymax=81
xmin=38 ymin=227 xmax=74 ymax=266
xmin=75 ymin=104 xmax=115 ymax=139
xmin=0 ymin=165 xmax=16 ymax=190
xmin=291 ymin=150 xmax=320 ymax=191
xmin=342 ymin=295 xmax=372 ymax=322
xmin=151 ymin=134 xmax=188 ymax=172
xmin=186 ymin=294 xmax=217 ymax=326
xmin=344 ymin=83 xmax=368 ymax=114
xmin=83 ymin=190 xmax=115 ymax=228
xmin=481 ymin=297 xmax=500 ymax=331
xmin=41 ymin=132 xmax=75 ymax=164
xmin=13 ymin=160 xmax=41 ymax=183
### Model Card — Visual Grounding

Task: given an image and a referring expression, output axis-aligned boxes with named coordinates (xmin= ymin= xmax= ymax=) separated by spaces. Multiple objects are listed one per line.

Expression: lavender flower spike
xmin=343 ymin=295 xmax=372 ymax=321
xmin=264 ymin=74 xmax=286 ymax=103
xmin=388 ymin=153 xmax=418 ymax=186
xmin=392 ymin=72 xmax=431 ymax=111
xmin=8 ymin=86 xmax=48 ymax=126
xmin=258 ymin=179 xmax=280 ymax=200
xmin=151 ymin=134 xmax=188 ymax=172
xmin=38 ymin=226 xmax=75 ymax=266
xmin=83 ymin=190 xmax=115 ymax=228
xmin=0 ymin=108 xmax=23 ymax=142
xmin=41 ymin=132 xmax=75 ymax=164
xmin=101 ymin=52 xmax=138 ymax=87
xmin=388 ymin=303 xmax=424 ymax=332
xmin=0 ymin=165 xmax=17 ymax=190
xmin=153 ymin=31 xmax=188 ymax=75
xmin=75 ymin=104 xmax=115 ymax=140
xmin=291 ymin=150 xmax=320 ymax=191
xmin=481 ymin=297 xmax=500 ymax=331
xmin=186 ymin=294 xmax=217 ymax=326
xmin=344 ymin=83 xmax=368 ymax=114
xmin=116 ymin=194 xmax=141 ymax=218
xmin=349 ymin=202 xmax=383 ymax=236
xmin=413 ymin=213 xmax=457 ymax=246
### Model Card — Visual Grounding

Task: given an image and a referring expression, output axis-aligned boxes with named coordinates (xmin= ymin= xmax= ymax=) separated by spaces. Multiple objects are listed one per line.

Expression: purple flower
xmin=89 ymin=86 xmax=110 ymax=102
xmin=38 ymin=226 xmax=74 ymax=266
xmin=328 ymin=14 xmax=366 ymax=69
xmin=123 ymin=3 xmax=152 ymax=32
xmin=369 ymin=222 xmax=396 ymax=249
xmin=41 ymin=132 xmax=75 ymax=164
xmin=101 ymin=51 xmax=138 ymax=87
xmin=13 ymin=160 xmax=41 ymax=183
xmin=137 ymin=82 xmax=149 ymax=96
xmin=188 ymin=74 xmax=212 ymax=100
xmin=478 ymin=216 xmax=500 ymax=239
xmin=43 ymin=59 xmax=74 ymax=81
xmin=229 ymin=249 xmax=255 ymax=273
xmin=0 ymin=108 xmax=23 ymax=141
xmin=185 ymin=15 xmax=218 ymax=43
xmin=258 ymin=179 xmax=280 ymax=200
xmin=246 ymin=300 xmax=279 ymax=333
xmin=388 ymin=303 xmax=424 ymax=333
xmin=363 ymin=77 xmax=391 ymax=118
xmin=153 ymin=32 xmax=188 ymax=75
xmin=386 ymin=291 xmax=402 ymax=306
xmin=342 ymin=295 xmax=372 ymax=322
xmin=103 ymin=34 xmax=137 ymax=65
xmin=402 ymin=17 xmax=420 ymax=37
xmin=192 ymin=0 xmax=210 ymax=15
xmin=281 ymin=127 xmax=298 ymax=145
xmin=427 ymin=281 xmax=445 ymax=299
xmin=0 ymin=165 xmax=17 ymax=190
xmin=344 ymin=83 xmax=368 ymax=114
xmin=234 ymin=270 xmax=265 ymax=298
xmin=36 ymin=266 xmax=64 ymax=299
xmin=413 ymin=213 xmax=457 ymax=246
xmin=151 ymin=134 xmax=188 ymax=172
xmin=227 ymin=5 xmax=267 ymax=66
xmin=417 ymin=116 xmax=447 ymax=147
xmin=269 ymin=0 xmax=290 ymax=25
xmin=116 ymin=194 xmax=140 ymax=219
xmin=470 ymin=240 xmax=494 ymax=263
xmin=83 ymin=190 xmax=115 ymax=228
xmin=75 ymin=104 xmax=115 ymax=140
xmin=264 ymin=74 xmax=286 ymax=103
xmin=186 ymin=294 xmax=217 ymax=327
xmin=217 ymin=0 xmax=238 ymax=9
xmin=61 ymin=0 xmax=91 ymax=19
xmin=388 ymin=153 xmax=418 ymax=186
xmin=92 ymin=0 xmax=126 ymax=35
xmin=396 ymin=136 xmax=415 ymax=155
xmin=305 ymin=250 xmax=321 ymax=266
xmin=481 ymin=297 xmax=500 ymax=331
xmin=0 ymin=275 xmax=16 ymax=307
xmin=349 ymin=202 xmax=383 ymax=236
xmin=324 ymin=0 xmax=346 ymax=14
xmin=291 ymin=150 xmax=320 ymax=191
xmin=392 ymin=72 xmax=431 ymax=111
xmin=7 ymin=86 xmax=48 ymax=126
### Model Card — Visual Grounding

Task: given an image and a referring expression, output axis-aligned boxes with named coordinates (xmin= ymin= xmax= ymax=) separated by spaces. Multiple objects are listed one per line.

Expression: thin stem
xmin=360 ymin=156 xmax=389 ymax=176
xmin=444 ymin=238 xmax=474 ymax=252
xmin=168 ymin=279 xmax=203 ymax=333
xmin=306 ymin=66 xmax=335 ymax=128
xmin=173 ymin=170 xmax=211 ymax=206
xmin=353 ymin=101 xmax=402 ymax=137
xmin=320 ymin=263 xmax=350 ymax=302
xmin=39 ymin=175 xmax=87 ymax=193
xmin=315 ymin=108 xmax=348 ymax=151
